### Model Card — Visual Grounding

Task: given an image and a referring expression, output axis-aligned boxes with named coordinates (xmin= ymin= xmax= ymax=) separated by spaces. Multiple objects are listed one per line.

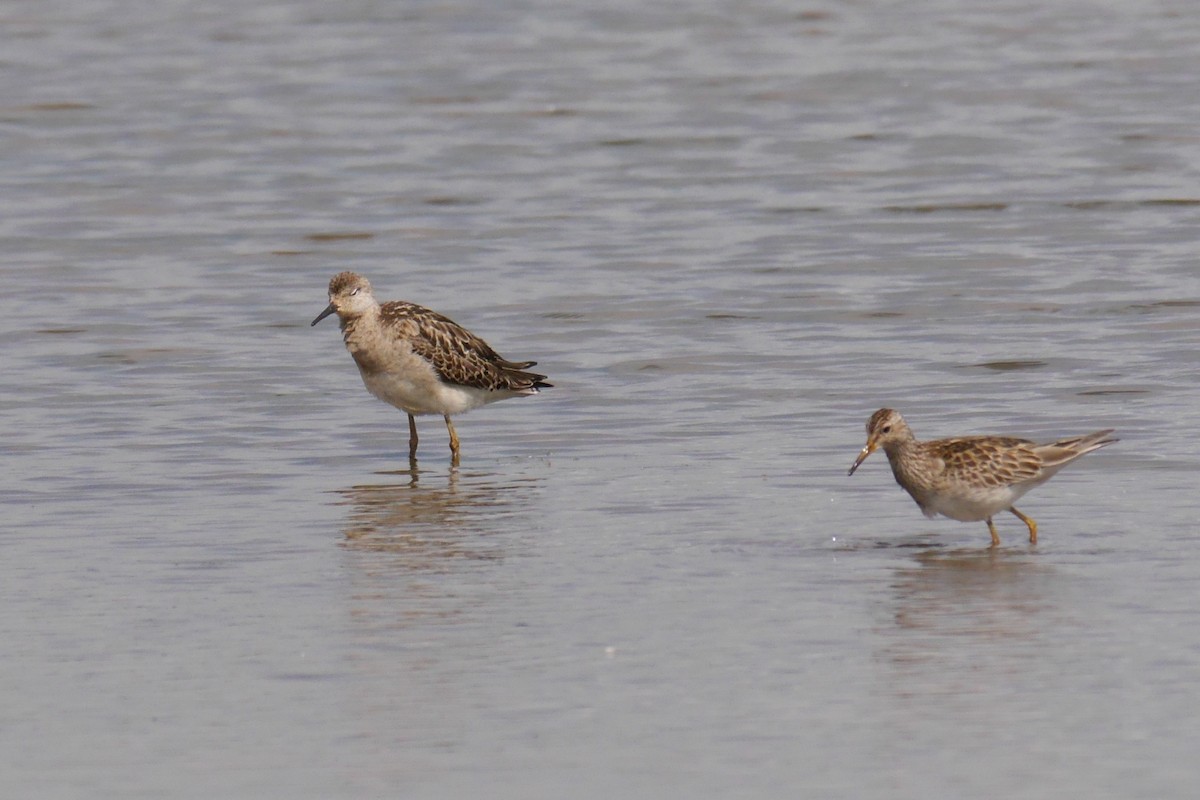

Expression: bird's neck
xmin=884 ymin=439 xmax=927 ymax=481
xmin=338 ymin=304 xmax=380 ymax=334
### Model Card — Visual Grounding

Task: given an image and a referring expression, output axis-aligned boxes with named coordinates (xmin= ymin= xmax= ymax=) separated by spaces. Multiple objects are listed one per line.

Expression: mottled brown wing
xmin=934 ymin=436 xmax=1043 ymax=488
xmin=380 ymin=301 xmax=547 ymax=391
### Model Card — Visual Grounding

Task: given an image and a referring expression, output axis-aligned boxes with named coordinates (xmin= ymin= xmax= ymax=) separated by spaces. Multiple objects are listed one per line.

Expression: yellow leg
xmin=1010 ymin=507 xmax=1037 ymax=544
xmin=407 ymin=414 xmax=419 ymax=459
xmin=986 ymin=517 xmax=1000 ymax=547
xmin=444 ymin=415 xmax=460 ymax=464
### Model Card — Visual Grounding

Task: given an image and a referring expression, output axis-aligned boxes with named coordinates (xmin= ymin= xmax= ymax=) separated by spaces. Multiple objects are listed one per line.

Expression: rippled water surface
xmin=4 ymin=1 xmax=1200 ymax=797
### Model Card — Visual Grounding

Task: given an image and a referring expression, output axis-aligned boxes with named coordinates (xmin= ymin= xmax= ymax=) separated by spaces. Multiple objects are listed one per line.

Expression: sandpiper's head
xmin=311 ymin=271 xmax=376 ymax=326
xmin=847 ymin=408 xmax=912 ymax=476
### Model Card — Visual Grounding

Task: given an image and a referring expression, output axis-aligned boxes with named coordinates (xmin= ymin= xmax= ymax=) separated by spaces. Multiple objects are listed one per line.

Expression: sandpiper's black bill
xmin=311 ymin=303 xmax=336 ymax=326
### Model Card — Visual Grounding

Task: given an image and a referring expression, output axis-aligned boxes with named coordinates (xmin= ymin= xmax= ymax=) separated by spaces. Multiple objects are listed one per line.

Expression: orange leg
xmin=985 ymin=518 xmax=1001 ymax=547
xmin=1010 ymin=507 xmax=1038 ymax=544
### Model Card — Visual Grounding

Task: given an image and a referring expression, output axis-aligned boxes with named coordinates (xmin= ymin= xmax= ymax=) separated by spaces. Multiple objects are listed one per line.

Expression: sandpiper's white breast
xmin=922 ymin=484 xmax=1032 ymax=522
xmin=360 ymin=364 xmax=513 ymax=416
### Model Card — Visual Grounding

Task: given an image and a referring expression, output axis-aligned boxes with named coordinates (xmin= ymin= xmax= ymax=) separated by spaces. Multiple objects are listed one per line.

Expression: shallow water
xmin=4 ymin=1 xmax=1200 ymax=797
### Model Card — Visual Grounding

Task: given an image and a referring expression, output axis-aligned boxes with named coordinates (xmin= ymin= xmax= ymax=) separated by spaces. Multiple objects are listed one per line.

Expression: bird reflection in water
xmin=334 ymin=464 xmax=542 ymax=571
xmin=333 ymin=465 xmax=543 ymax=740
xmin=880 ymin=547 xmax=1061 ymax=697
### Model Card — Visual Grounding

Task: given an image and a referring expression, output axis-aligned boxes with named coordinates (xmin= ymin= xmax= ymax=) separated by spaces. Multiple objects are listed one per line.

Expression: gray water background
xmin=4 ymin=0 xmax=1200 ymax=797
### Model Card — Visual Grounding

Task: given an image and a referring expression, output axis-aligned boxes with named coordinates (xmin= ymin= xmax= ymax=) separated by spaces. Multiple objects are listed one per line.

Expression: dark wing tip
xmin=506 ymin=368 xmax=550 ymax=390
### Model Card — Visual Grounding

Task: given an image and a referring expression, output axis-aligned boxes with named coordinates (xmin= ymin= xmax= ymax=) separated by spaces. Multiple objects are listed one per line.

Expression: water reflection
xmin=879 ymin=547 xmax=1057 ymax=697
xmin=331 ymin=465 xmax=544 ymax=750
xmin=334 ymin=464 xmax=541 ymax=570
xmin=331 ymin=463 xmax=544 ymax=655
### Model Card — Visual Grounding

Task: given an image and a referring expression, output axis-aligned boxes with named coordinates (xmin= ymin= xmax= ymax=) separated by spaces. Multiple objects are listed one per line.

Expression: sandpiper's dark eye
xmin=881 ymin=425 xmax=891 ymax=433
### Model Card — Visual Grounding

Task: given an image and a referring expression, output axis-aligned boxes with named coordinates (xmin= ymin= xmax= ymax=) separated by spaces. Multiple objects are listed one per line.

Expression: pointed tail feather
xmin=496 ymin=358 xmax=539 ymax=370
xmin=1038 ymin=429 xmax=1117 ymax=466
